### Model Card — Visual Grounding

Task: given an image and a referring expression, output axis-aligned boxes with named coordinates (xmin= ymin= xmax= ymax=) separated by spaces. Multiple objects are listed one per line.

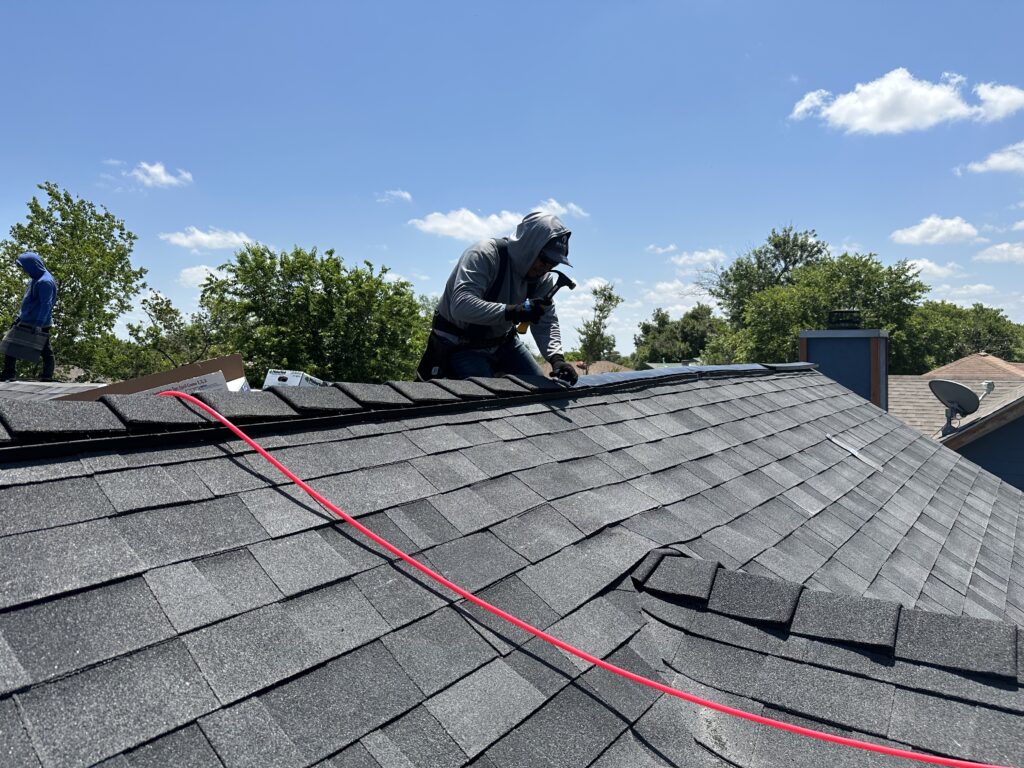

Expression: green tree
xmin=200 ymin=244 xmax=430 ymax=382
xmin=0 ymin=182 xmax=147 ymax=378
xmin=575 ymin=283 xmax=623 ymax=374
xmin=701 ymin=226 xmax=829 ymax=326
xmin=127 ymin=292 xmax=216 ymax=371
xmin=631 ymin=303 xmax=726 ymax=366
xmin=737 ymin=253 xmax=927 ymax=366
xmin=901 ymin=301 xmax=1024 ymax=373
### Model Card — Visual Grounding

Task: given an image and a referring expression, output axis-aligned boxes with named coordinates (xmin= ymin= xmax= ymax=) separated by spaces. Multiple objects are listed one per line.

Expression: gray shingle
xmin=249 ymin=528 xmax=355 ymax=596
xmin=468 ymin=376 xmax=530 ymax=395
xmin=145 ymin=561 xmax=235 ymax=633
xmin=429 ymin=486 xmax=507 ymax=534
xmin=191 ymin=455 xmax=276 ymax=495
xmin=239 ymin=484 xmax=330 ymax=537
xmin=887 ymin=688 xmax=979 ymax=759
xmin=96 ymin=466 xmax=202 ymax=513
xmin=426 ymin=658 xmax=546 ymax=757
xmin=312 ymin=463 xmax=437 ymax=516
xmin=195 ymin=390 xmax=298 ymax=419
xmin=0 ymin=519 xmax=144 ymax=610
xmin=260 ymin=641 xmax=423 ymax=765
xmin=365 ymin=705 xmax=467 ymax=768
xmin=102 ymin=394 xmax=211 ymax=427
xmin=353 ymin=562 xmax=449 ymax=627
xmin=18 ymin=640 xmax=217 ymax=768
xmin=791 ymin=589 xmax=900 ymax=649
xmin=388 ymin=381 xmax=461 ymax=403
xmin=115 ymin=497 xmax=267 ymax=568
xmin=590 ymin=731 xmax=669 ymax=768
xmin=0 ymin=697 xmax=40 ymax=768
xmin=553 ymin=482 xmax=660 ymax=535
xmin=267 ymin=385 xmax=363 ymax=413
xmin=0 ymin=399 xmax=126 ymax=437
xmin=200 ymin=697 xmax=305 ymax=768
xmin=409 ymin=452 xmax=489 ymax=493
xmin=382 ymin=608 xmax=497 ymax=696
xmin=546 ymin=597 xmax=642 ymax=672
xmin=491 ymin=504 xmax=584 ymax=563
xmin=432 ymin=379 xmax=495 ymax=399
xmin=197 ymin=548 xmax=283 ymax=615
xmin=183 ymin=603 xmax=325 ymax=704
xmin=406 ymin=424 xmax=472 ymax=453
xmin=1 ymin=578 xmax=174 ymax=684
xmin=895 ymin=608 xmax=1017 ymax=678
xmin=459 ymin=575 xmax=560 ymax=652
xmin=283 ymin=579 xmax=391 ymax=656
xmin=0 ymin=475 xmax=114 ymax=537
xmin=460 ymin=440 xmax=552 ymax=476
xmin=125 ymin=725 xmax=222 ymax=768
xmin=644 ymin=555 xmax=718 ymax=601
xmin=578 ymin=645 xmax=661 ymax=723
xmin=386 ymin=499 xmax=461 ymax=550
xmin=331 ymin=433 xmax=425 ymax=472
xmin=707 ymin=569 xmax=802 ymax=625
xmin=336 ymin=382 xmax=413 ymax=407
xmin=326 ymin=742 xmax=382 ymax=768
xmin=426 ymin=532 xmax=528 ymax=592
xmin=0 ymin=634 xmax=29 ymax=695
xmin=483 ymin=682 xmax=627 ymax=768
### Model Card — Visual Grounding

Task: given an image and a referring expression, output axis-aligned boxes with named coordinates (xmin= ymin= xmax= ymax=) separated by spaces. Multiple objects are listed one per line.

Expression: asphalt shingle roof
xmin=0 ymin=367 xmax=1022 ymax=766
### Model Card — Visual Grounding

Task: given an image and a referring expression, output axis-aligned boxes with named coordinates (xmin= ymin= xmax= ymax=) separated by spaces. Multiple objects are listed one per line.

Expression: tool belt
xmin=430 ymin=312 xmax=516 ymax=349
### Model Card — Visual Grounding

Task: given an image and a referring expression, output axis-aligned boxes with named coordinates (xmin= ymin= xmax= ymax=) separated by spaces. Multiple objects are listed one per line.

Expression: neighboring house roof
xmin=923 ymin=352 xmax=1024 ymax=381
xmin=0 ymin=366 xmax=1022 ymax=767
xmin=888 ymin=375 xmax=1024 ymax=438
xmin=0 ymin=381 xmax=104 ymax=402
xmin=540 ymin=360 xmax=633 ymax=376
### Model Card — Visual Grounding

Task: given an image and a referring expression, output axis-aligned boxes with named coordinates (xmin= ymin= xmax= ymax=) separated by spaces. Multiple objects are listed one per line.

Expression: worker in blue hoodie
xmin=2 ymin=252 xmax=57 ymax=381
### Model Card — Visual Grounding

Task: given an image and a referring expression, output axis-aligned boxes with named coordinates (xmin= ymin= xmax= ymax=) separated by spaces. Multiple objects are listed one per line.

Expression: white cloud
xmin=646 ymin=243 xmax=677 ymax=255
xmin=908 ymin=258 xmax=965 ymax=280
xmin=376 ymin=189 xmax=412 ymax=203
xmin=409 ymin=209 xmax=522 ymax=241
xmin=790 ymin=69 xmax=1024 ymax=134
xmin=641 ymin=279 xmax=704 ymax=316
xmin=975 ymin=242 xmax=1024 ymax=263
xmin=178 ymin=265 xmax=226 ymax=289
xmin=975 ymin=83 xmax=1024 ymax=121
xmin=159 ymin=226 xmax=253 ymax=251
xmin=967 ymin=140 xmax=1024 ymax=175
xmin=669 ymin=248 xmax=726 ymax=269
xmin=127 ymin=161 xmax=193 ymax=188
xmin=409 ymin=199 xmax=588 ymax=241
xmin=890 ymin=215 xmax=979 ymax=245
xmin=102 ymin=158 xmax=125 ymax=167
xmin=1012 ymin=220 xmax=1024 ymax=231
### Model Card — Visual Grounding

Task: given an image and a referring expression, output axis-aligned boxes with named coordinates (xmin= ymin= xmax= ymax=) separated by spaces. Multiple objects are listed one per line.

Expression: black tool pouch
xmin=416 ymin=331 xmax=453 ymax=381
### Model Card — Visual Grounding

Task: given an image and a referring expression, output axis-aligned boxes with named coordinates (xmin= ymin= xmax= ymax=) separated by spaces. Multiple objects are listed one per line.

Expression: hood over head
xmin=506 ymin=212 xmax=571 ymax=275
xmin=16 ymin=251 xmax=47 ymax=279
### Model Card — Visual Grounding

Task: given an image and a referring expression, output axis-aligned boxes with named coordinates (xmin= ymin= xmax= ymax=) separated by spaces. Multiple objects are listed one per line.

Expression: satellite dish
xmin=929 ymin=379 xmax=980 ymax=436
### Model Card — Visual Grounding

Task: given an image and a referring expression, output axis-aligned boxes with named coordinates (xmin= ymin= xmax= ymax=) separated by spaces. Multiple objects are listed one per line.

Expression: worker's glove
xmin=504 ymin=299 xmax=550 ymax=323
xmin=549 ymin=355 xmax=579 ymax=385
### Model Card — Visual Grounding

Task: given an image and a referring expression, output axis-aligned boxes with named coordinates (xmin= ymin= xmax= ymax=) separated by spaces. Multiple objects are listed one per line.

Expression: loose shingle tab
xmin=468 ymin=377 xmax=529 ymax=395
xmin=432 ymin=379 xmax=496 ymax=399
xmin=0 ymin=399 xmax=126 ymax=437
xmin=644 ymin=555 xmax=718 ymax=601
xmin=196 ymin=390 xmax=298 ymax=420
xmin=267 ymin=385 xmax=364 ymax=413
xmin=388 ymin=381 xmax=461 ymax=403
xmin=102 ymin=394 xmax=210 ymax=427
xmin=336 ymin=382 xmax=413 ymax=407
xmin=791 ymin=589 xmax=900 ymax=650
xmin=504 ymin=374 xmax=572 ymax=393
xmin=895 ymin=608 xmax=1017 ymax=678
xmin=707 ymin=569 xmax=802 ymax=625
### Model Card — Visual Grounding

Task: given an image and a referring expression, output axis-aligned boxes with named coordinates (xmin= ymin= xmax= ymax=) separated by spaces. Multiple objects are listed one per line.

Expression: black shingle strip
xmin=707 ymin=569 xmax=802 ymax=626
xmin=195 ymin=390 xmax=298 ymax=420
xmin=0 ymin=475 xmax=115 ymax=538
xmin=0 ymin=399 xmax=126 ymax=437
xmin=644 ymin=555 xmax=719 ymax=602
xmin=790 ymin=589 xmax=900 ymax=650
xmin=0 ymin=578 xmax=174 ymax=685
xmin=468 ymin=377 xmax=530 ymax=395
xmin=266 ymin=384 xmax=364 ymax=414
xmin=387 ymin=381 xmax=461 ymax=404
xmin=101 ymin=394 xmax=211 ymax=427
xmin=17 ymin=639 xmax=218 ymax=768
xmin=431 ymin=379 xmax=495 ymax=400
xmin=426 ymin=657 xmax=547 ymax=759
xmin=259 ymin=641 xmax=423 ymax=765
xmin=894 ymin=607 xmax=1017 ymax=679
xmin=114 ymin=497 xmax=267 ymax=569
xmin=0 ymin=519 xmax=144 ymax=610
xmin=335 ymin=382 xmax=413 ymax=408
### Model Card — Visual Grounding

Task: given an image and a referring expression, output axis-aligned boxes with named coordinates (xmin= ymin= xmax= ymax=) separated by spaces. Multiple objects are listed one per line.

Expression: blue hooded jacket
xmin=15 ymin=252 xmax=56 ymax=328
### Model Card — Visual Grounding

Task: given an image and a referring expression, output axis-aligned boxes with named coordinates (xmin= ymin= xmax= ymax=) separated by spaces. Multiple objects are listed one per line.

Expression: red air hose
xmin=160 ymin=391 xmax=1013 ymax=768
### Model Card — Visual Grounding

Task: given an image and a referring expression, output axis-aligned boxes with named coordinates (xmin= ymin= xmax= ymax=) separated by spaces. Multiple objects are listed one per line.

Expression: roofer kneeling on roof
xmin=417 ymin=212 xmax=578 ymax=385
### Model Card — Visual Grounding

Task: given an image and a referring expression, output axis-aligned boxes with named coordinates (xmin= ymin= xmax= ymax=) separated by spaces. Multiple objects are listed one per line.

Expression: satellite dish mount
xmin=928 ymin=379 xmax=980 ymax=437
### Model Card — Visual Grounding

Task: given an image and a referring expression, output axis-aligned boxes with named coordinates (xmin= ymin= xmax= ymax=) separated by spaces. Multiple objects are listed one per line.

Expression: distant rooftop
xmin=0 ymin=380 xmax=105 ymax=402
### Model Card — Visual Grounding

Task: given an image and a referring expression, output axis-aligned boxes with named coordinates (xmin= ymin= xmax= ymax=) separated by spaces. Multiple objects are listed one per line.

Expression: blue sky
xmin=2 ymin=1 xmax=1023 ymax=355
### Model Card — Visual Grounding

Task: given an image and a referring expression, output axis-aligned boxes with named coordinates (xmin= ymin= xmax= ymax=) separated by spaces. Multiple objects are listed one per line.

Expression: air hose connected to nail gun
xmin=159 ymin=390 xmax=1014 ymax=768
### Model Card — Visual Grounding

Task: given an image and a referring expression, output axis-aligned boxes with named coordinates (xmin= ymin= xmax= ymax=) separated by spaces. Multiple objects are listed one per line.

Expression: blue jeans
xmin=448 ymin=334 xmax=545 ymax=379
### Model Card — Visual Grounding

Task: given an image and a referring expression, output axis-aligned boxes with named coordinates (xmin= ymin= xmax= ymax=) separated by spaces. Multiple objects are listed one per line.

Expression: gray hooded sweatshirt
xmin=436 ymin=212 xmax=569 ymax=360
